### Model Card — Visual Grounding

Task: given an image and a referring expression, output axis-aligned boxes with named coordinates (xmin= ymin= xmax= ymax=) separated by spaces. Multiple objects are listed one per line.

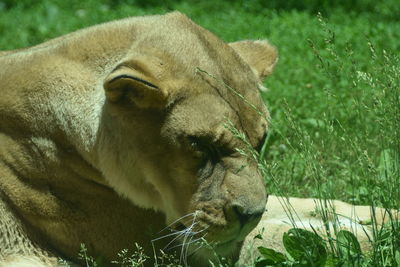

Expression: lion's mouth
xmin=161 ymin=220 xmax=242 ymax=264
xmin=212 ymin=238 xmax=242 ymax=259
xmin=165 ymin=210 xmax=246 ymax=259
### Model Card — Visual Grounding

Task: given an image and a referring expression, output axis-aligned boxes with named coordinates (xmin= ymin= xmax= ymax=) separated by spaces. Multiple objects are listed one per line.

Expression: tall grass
xmin=263 ymin=12 xmax=399 ymax=206
xmin=251 ymin=14 xmax=400 ymax=267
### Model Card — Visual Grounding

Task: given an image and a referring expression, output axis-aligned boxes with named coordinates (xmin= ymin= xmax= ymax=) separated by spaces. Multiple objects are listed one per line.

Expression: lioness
xmin=0 ymin=12 xmax=277 ymax=266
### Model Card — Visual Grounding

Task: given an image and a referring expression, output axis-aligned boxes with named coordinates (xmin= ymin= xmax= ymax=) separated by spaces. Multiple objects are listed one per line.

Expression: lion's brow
xmin=209 ymin=82 xmax=250 ymax=140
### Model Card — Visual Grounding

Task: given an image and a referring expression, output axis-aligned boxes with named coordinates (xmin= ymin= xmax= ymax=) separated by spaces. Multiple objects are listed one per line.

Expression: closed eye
xmin=187 ymin=136 xmax=219 ymax=163
xmin=187 ymin=135 xmax=237 ymax=163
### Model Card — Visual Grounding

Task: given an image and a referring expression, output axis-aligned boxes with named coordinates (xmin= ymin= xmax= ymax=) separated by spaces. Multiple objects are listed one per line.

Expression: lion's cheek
xmin=158 ymin=179 xmax=197 ymax=225
xmin=98 ymin=137 xmax=197 ymax=225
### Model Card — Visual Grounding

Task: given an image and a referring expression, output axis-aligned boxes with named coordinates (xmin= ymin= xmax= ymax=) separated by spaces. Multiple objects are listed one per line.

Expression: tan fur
xmin=0 ymin=256 xmax=49 ymax=267
xmin=0 ymin=12 xmax=277 ymax=266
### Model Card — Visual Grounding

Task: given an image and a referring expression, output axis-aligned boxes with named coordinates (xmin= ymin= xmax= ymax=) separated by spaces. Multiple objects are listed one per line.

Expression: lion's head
xmin=98 ymin=12 xmax=277 ymax=263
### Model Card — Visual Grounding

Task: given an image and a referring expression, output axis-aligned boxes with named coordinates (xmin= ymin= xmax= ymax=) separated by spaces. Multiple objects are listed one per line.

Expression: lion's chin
xmin=187 ymin=240 xmax=242 ymax=266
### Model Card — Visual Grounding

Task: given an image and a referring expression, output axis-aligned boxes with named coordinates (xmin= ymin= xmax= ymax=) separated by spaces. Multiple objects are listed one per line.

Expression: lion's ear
xmin=103 ymin=66 xmax=166 ymax=109
xmin=229 ymin=40 xmax=278 ymax=80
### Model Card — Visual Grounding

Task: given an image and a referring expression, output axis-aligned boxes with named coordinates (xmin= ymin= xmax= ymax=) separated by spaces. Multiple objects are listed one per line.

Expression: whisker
xmin=179 ymin=216 xmax=200 ymax=265
xmin=168 ymin=234 xmax=207 ymax=251
xmin=166 ymin=216 xmax=200 ymax=233
xmin=165 ymin=227 xmax=209 ymax=252
xmin=157 ymin=212 xmax=196 ymax=234
xmin=184 ymin=233 xmax=195 ymax=265
xmin=151 ymin=227 xmax=193 ymax=242
xmin=169 ymin=232 xmax=208 ymax=266
xmin=183 ymin=220 xmax=198 ymax=262
xmin=151 ymin=210 xmax=207 ymax=265
xmin=159 ymin=221 xmax=207 ymax=250
xmin=162 ymin=223 xmax=199 ymax=251
xmin=180 ymin=230 xmax=190 ymax=264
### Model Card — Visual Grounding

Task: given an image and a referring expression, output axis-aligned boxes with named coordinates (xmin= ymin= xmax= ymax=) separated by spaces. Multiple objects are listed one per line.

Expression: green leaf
xmin=282 ymin=228 xmax=327 ymax=266
xmin=258 ymin=247 xmax=286 ymax=264
xmin=254 ymin=234 xmax=264 ymax=240
xmin=395 ymin=250 xmax=400 ymax=266
xmin=255 ymin=258 xmax=271 ymax=267
xmin=337 ymin=230 xmax=362 ymax=258
xmin=325 ymin=255 xmax=339 ymax=267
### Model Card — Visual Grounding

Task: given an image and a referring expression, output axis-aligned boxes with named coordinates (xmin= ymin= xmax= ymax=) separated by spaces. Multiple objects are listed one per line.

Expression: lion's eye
xmin=187 ymin=136 xmax=219 ymax=163
xmin=190 ymin=139 xmax=201 ymax=150
xmin=188 ymin=137 xmax=204 ymax=152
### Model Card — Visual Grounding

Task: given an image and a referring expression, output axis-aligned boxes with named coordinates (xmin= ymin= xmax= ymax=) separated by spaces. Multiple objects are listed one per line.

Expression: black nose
xmin=232 ymin=204 xmax=264 ymax=227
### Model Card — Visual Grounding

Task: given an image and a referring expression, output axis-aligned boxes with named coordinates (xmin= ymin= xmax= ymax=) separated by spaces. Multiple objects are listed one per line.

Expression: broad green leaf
xmin=337 ymin=230 xmax=362 ymax=258
xmin=258 ymin=246 xmax=286 ymax=264
xmin=282 ymin=228 xmax=327 ymax=266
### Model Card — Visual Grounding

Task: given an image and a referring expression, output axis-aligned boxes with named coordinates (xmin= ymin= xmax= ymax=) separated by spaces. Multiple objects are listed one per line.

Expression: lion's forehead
xmin=135 ymin=12 xmax=268 ymax=145
xmin=134 ymin=12 xmax=256 ymax=84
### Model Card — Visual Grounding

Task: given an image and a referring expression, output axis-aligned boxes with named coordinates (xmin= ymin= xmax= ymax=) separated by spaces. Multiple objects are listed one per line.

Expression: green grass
xmin=1 ymin=0 xmax=399 ymax=266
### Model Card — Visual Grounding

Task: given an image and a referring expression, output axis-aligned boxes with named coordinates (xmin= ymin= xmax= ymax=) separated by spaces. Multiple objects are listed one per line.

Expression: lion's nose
xmin=231 ymin=204 xmax=264 ymax=227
